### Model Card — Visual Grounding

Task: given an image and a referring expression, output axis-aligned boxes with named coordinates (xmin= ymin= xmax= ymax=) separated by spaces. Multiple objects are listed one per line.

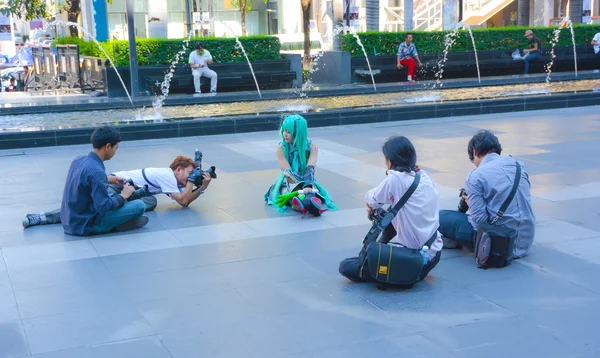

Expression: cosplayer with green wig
xmin=264 ymin=114 xmax=337 ymax=216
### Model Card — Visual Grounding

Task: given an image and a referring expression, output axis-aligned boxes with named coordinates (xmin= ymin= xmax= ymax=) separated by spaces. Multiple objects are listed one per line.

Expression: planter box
xmin=105 ymin=59 xmax=297 ymax=98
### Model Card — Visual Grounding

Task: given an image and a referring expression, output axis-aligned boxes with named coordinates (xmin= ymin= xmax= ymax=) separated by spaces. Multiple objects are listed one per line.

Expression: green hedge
xmin=341 ymin=25 xmax=600 ymax=56
xmin=55 ymin=36 xmax=281 ymax=66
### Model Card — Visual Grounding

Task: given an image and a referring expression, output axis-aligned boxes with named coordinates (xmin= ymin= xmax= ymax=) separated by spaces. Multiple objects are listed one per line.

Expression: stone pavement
xmin=0 ymin=106 xmax=599 ymax=358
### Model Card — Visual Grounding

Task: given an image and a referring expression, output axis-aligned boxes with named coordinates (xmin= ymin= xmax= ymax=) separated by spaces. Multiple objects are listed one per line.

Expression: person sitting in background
xmin=189 ymin=42 xmax=218 ymax=94
xmin=592 ymin=30 xmax=600 ymax=61
xmin=521 ymin=30 xmax=542 ymax=74
xmin=396 ymin=33 xmax=423 ymax=83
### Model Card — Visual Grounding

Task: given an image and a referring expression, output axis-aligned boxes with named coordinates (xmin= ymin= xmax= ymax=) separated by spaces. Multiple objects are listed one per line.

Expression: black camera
xmin=368 ymin=208 xmax=386 ymax=222
xmin=457 ymin=188 xmax=469 ymax=213
xmin=124 ymin=179 xmax=150 ymax=201
xmin=191 ymin=166 xmax=217 ymax=187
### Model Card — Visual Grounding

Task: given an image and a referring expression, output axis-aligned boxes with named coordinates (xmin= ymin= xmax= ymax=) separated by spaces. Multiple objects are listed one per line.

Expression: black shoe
xmin=442 ymin=236 xmax=459 ymax=249
xmin=115 ymin=216 xmax=149 ymax=232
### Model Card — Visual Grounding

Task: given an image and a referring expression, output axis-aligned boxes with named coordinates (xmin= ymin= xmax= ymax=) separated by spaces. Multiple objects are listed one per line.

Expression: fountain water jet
xmin=211 ymin=18 xmax=262 ymax=98
xmin=434 ymin=21 xmax=481 ymax=88
xmin=545 ymin=17 xmax=578 ymax=84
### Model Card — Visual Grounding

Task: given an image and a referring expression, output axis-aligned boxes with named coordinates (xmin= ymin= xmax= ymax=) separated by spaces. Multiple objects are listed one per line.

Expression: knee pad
xmin=291 ymin=193 xmax=328 ymax=217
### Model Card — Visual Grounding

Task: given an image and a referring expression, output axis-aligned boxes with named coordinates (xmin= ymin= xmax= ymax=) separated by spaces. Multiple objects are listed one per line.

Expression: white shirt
xmin=593 ymin=32 xmax=600 ymax=54
xmin=189 ymin=49 xmax=213 ymax=69
xmin=113 ymin=168 xmax=181 ymax=196
xmin=365 ymin=170 xmax=443 ymax=259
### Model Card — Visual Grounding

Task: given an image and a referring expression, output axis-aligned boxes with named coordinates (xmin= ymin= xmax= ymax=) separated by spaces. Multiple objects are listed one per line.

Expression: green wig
xmin=280 ymin=114 xmax=309 ymax=173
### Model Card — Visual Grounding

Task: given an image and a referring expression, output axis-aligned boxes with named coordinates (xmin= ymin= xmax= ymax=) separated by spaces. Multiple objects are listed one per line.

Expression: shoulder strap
xmin=389 ymin=173 xmax=421 ymax=216
xmin=491 ymin=161 xmax=521 ymax=224
xmin=142 ymin=168 xmax=161 ymax=189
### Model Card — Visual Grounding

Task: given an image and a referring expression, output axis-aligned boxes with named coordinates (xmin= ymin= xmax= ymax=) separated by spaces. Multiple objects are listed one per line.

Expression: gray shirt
xmin=465 ymin=153 xmax=535 ymax=258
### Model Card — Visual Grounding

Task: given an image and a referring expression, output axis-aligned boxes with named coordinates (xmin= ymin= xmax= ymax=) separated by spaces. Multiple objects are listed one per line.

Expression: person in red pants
xmin=396 ymin=33 xmax=423 ymax=82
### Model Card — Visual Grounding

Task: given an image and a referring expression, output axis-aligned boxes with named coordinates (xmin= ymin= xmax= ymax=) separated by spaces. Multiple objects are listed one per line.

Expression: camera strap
xmin=490 ymin=160 xmax=521 ymax=224
xmin=376 ymin=173 xmax=421 ymax=232
xmin=141 ymin=168 xmax=161 ymax=189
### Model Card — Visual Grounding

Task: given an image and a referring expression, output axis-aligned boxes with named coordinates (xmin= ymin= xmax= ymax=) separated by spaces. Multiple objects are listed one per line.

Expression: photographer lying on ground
xmin=22 ymin=149 xmax=215 ymax=229
xmin=438 ymin=130 xmax=535 ymax=260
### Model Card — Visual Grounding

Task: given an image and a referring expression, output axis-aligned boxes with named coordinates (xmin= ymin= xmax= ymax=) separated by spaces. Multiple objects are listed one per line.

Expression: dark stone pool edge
xmin=1 ymin=91 xmax=598 ymax=150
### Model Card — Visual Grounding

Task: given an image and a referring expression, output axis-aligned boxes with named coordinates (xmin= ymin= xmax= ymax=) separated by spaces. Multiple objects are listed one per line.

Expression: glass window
xmin=167 ymin=0 xmax=185 ymax=12
xmin=107 ymin=0 xmax=126 ymax=13
xmin=134 ymin=0 xmax=148 ymax=12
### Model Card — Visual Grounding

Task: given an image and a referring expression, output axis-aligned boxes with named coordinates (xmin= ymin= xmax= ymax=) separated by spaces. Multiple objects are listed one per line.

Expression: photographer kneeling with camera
xmin=339 ymin=136 xmax=443 ymax=288
xmin=438 ymin=130 xmax=535 ymax=265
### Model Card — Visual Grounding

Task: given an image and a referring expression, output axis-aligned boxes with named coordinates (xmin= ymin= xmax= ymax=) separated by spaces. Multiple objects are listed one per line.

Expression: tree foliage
xmin=0 ymin=0 xmax=111 ymax=21
xmin=231 ymin=0 xmax=267 ymax=36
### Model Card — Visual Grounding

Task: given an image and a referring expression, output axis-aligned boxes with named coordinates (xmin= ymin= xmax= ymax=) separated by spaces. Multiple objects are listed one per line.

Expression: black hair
xmin=195 ymin=42 xmax=204 ymax=50
xmin=405 ymin=33 xmax=413 ymax=39
xmin=23 ymin=66 xmax=29 ymax=70
xmin=91 ymin=126 xmax=121 ymax=149
xmin=467 ymin=130 xmax=502 ymax=162
xmin=382 ymin=136 xmax=417 ymax=172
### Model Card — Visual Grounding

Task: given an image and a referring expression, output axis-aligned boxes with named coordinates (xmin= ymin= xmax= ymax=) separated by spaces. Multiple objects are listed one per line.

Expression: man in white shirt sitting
xmin=22 ymin=156 xmax=213 ymax=228
xmin=189 ymin=42 xmax=218 ymax=94
xmin=592 ymin=30 xmax=600 ymax=61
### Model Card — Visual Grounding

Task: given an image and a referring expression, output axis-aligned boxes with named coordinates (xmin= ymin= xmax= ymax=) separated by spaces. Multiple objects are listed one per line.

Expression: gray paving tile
xmin=30 ymin=337 xmax=171 ymax=358
xmin=0 ymin=271 xmax=11 ymax=295
xmin=89 ymin=229 xmax=182 ymax=257
xmin=534 ymin=219 xmax=600 ymax=245
xmin=236 ymin=276 xmax=371 ymax=316
xmin=2 ymin=240 xmax=99 ymax=271
xmin=466 ymin=270 xmax=599 ymax=315
xmin=157 ymin=316 xmax=300 ymax=358
xmin=8 ymin=258 xmax=114 ymax=292
xmin=427 ymin=315 xmax=588 ymax=358
xmin=15 ymin=278 xmax=133 ymax=319
xmin=522 ymin=299 xmax=600 ymax=353
xmin=23 ymin=306 xmax=154 ymax=354
xmin=116 ymin=265 xmax=232 ymax=303
xmin=212 ymin=255 xmax=324 ymax=288
xmin=0 ymin=321 xmax=30 ymax=358
xmin=0 ymin=224 xmax=79 ymax=249
xmin=434 ymin=255 xmax=537 ymax=287
xmin=137 ymin=288 xmax=261 ymax=333
xmin=367 ymin=281 xmax=515 ymax=331
xmin=309 ymin=333 xmax=457 ymax=358
xmin=0 ymin=292 xmax=20 ymax=322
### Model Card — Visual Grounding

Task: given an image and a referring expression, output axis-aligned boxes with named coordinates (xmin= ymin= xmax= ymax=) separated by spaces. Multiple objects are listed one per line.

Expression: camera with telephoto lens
xmin=457 ymin=188 xmax=469 ymax=213
xmin=191 ymin=149 xmax=217 ymax=187
xmin=124 ymin=179 xmax=150 ymax=201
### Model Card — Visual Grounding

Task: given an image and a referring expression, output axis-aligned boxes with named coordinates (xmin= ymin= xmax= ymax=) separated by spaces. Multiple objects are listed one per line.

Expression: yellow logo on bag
xmin=378 ymin=266 xmax=388 ymax=275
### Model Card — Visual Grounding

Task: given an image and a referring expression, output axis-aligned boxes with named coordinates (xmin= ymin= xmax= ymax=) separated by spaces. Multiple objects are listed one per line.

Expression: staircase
xmin=414 ymin=0 xmax=443 ymax=31
xmin=463 ymin=0 xmax=515 ymax=26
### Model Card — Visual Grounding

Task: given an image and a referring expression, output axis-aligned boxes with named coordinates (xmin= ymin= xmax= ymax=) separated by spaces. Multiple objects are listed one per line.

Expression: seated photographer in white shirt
xmin=189 ymin=42 xmax=218 ymax=94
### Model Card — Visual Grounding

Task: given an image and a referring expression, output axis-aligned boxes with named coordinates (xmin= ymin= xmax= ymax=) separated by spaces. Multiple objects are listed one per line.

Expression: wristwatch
xmin=198 ymin=189 xmax=205 ymax=195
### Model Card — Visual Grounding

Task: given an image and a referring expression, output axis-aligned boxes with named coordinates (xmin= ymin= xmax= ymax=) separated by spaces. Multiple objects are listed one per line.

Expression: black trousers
xmin=339 ymin=226 xmax=441 ymax=284
xmin=438 ymin=210 xmax=477 ymax=252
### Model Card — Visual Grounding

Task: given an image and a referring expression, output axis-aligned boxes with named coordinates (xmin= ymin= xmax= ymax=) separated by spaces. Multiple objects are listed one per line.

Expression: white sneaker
xmin=407 ymin=75 xmax=412 ymax=81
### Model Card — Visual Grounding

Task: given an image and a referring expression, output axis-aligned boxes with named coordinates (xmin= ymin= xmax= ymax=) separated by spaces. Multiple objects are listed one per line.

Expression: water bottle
xmin=420 ymin=245 xmax=429 ymax=265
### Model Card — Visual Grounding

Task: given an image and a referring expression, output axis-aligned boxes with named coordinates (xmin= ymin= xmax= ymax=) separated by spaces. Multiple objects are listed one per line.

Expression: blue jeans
xmin=523 ymin=51 xmax=541 ymax=74
xmin=91 ymin=200 xmax=146 ymax=235
xmin=438 ymin=210 xmax=476 ymax=252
